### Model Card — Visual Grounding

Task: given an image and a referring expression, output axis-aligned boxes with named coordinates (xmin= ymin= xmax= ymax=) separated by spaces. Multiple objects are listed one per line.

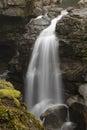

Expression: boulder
xmin=68 ymin=102 xmax=86 ymax=130
xmin=40 ymin=104 xmax=68 ymax=130
xmin=66 ymin=95 xmax=84 ymax=107
xmin=79 ymin=84 xmax=87 ymax=106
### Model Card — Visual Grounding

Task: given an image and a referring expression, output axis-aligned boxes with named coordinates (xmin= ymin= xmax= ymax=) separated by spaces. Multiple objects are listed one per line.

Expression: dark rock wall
xmin=0 ymin=0 xmax=34 ymax=92
xmin=56 ymin=8 xmax=87 ymax=99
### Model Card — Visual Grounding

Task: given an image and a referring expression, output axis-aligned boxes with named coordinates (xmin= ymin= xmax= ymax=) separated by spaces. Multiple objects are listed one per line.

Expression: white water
xmin=25 ymin=10 xmax=68 ymax=118
xmin=67 ymin=108 xmax=70 ymax=122
xmin=61 ymin=107 xmax=77 ymax=130
xmin=61 ymin=122 xmax=76 ymax=130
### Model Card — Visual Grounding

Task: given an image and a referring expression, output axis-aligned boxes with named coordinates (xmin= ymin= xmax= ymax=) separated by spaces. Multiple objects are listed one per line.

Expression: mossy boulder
xmin=0 ymin=80 xmax=45 ymax=130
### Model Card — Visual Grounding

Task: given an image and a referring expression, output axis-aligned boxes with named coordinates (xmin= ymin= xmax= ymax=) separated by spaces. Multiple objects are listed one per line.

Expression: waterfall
xmin=25 ymin=10 xmax=68 ymax=118
xmin=61 ymin=106 xmax=77 ymax=130
xmin=61 ymin=122 xmax=76 ymax=130
xmin=67 ymin=107 xmax=70 ymax=122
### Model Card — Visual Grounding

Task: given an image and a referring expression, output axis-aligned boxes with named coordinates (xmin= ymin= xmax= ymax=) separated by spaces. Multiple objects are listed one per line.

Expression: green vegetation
xmin=0 ymin=80 xmax=14 ymax=89
xmin=0 ymin=89 xmax=21 ymax=99
xmin=0 ymin=80 xmax=45 ymax=130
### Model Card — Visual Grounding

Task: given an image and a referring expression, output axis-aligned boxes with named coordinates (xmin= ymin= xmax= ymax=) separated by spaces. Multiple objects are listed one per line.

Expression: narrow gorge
xmin=0 ymin=0 xmax=87 ymax=130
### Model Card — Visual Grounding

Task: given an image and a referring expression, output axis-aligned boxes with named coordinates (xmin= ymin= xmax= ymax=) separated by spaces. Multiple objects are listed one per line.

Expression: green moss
xmin=79 ymin=49 xmax=87 ymax=57
xmin=0 ymin=106 xmax=45 ymax=130
xmin=81 ymin=49 xmax=87 ymax=53
xmin=7 ymin=119 xmax=28 ymax=130
xmin=13 ymin=98 xmax=21 ymax=107
xmin=0 ymin=80 xmax=21 ymax=106
xmin=0 ymin=80 xmax=45 ymax=130
xmin=82 ymin=57 xmax=87 ymax=61
xmin=0 ymin=80 xmax=14 ymax=89
xmin=0 ymin=89 xmax=21 ymax=99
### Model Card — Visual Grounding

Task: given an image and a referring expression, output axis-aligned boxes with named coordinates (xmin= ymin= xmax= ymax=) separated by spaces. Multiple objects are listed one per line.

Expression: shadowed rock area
xmin=56 ymin=8 xmax=87 ymax=99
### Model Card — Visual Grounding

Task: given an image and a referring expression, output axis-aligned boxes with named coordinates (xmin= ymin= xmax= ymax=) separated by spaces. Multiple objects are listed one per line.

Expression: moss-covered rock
xmin=0 ymin=80 xmax=45 ymax=130
xmin=0 ymin=105 xmax=44 ymax=130
xmin=0 ymin=80 xmax=14 ymax=89
xmin=0 ymin=89 xmax=21 ymax=99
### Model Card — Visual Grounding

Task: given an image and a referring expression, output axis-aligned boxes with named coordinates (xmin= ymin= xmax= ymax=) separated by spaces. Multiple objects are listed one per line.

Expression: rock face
xmin=67 ymin=102 xmax=87 ymax=130
xmin=0 ymin=0 xmax=34 ymax=17
xmin=34 ymin=0 xmax=62 ymax=18
xmin=78 ymin=0 xmax=87 ymax=7
xmin=0 ymin=0 xmax=35 ymax=91
xmin=0 ymin=80 xmax=45 ymax=130
xmin=56 ymin=8 xmax=87 ymax=99
xmin=56 ymin=8 xmax=87 ymax=129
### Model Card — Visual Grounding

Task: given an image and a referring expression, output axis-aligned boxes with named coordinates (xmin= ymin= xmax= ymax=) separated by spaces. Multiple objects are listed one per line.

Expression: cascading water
xmin=67 ymin=107 xmax=70 ymax=122
xmin=25 ymin=10 xmax=68 ymax=118
xmin=61 ymin=106 xmax=77 ymax=130
xmin=61 ymin=122 xmax=76 ymax=130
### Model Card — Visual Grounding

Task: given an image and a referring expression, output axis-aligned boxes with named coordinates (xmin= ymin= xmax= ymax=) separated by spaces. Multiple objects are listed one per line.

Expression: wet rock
xmin=69 ymin=102 xmax=86 ymax=130
xmin=23 ymin=15 xmax=50 ymax=51
xmin=40 ymin=104 xmax=68 ymax=130
xmin=79 ymin=84 xmax=87 ymax=106
xmin=67 ymin=95 xmax=84 ymax=107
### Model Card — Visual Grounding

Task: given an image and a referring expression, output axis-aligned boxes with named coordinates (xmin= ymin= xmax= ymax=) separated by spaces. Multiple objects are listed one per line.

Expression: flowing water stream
xmin=61 ymin=107 xmax=76 ymax=130
xmin=25 ymin=10 xmax=68 ymax=118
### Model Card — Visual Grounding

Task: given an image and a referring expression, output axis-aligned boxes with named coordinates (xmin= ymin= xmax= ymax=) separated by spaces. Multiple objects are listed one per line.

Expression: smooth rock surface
xmin=79 ymin=84 xmax=87 ymax=106
xmin=40 ymin=104 xmax=68 ymax=130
